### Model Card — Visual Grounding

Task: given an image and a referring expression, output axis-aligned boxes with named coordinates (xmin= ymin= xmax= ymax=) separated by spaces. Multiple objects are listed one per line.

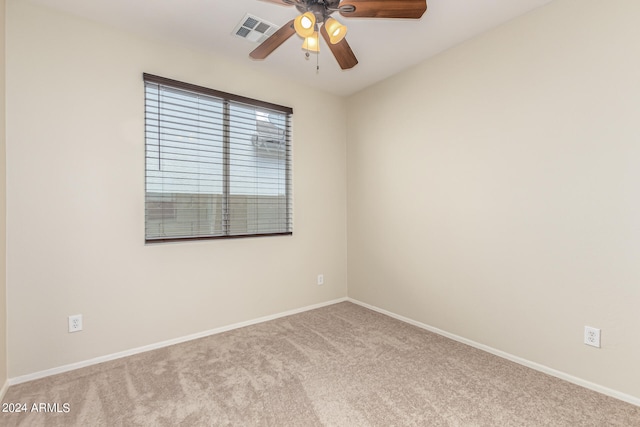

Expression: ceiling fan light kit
xmin=251 ymin=0 xmax=427 ymax=70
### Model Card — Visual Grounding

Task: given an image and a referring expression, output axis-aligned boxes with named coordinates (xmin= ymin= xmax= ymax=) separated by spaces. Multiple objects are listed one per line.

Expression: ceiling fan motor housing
xmin=295 ymin=0 xmax=341 ymax=24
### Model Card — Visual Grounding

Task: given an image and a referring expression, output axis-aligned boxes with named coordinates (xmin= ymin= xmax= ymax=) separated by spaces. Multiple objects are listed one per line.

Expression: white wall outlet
xmin=584 ymin=326 xmax=600 ymax=348
xmin=68 ymin=314 xmax=83 ymax=333
xmin=317 ymin=274 xmax=324 ymax=285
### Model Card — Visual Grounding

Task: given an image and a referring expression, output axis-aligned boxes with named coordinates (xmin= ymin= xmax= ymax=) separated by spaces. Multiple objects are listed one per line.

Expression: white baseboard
xmin=8 ymin=297 xmax=348 ymax=387
xmin=347 ymin=297 xmax=640 ymax=408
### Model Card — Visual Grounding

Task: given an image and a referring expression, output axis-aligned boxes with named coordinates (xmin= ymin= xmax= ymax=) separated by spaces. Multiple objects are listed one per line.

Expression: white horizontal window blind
xmin=144 ymin=74 xmax=293 ymax=243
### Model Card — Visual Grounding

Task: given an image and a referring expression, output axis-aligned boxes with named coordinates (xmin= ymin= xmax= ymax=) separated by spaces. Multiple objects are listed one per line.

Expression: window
xmin=144 ymin=74 xmax=292 ymax=243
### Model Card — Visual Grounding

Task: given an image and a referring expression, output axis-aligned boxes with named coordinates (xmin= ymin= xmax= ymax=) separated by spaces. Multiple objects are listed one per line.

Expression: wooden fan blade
xmin=339 ymin=0 xmax=427 ymax=19
xmin=259 ymin=0 xmax=295 ymax=6
xmin=320 ymin=25 xmax=358 ymax=70
xmin=249 ymin=20 xmax=296 ymax=60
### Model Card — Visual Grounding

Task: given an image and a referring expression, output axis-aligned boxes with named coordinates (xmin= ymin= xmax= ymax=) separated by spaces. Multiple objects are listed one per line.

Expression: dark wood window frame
xmin=144 ymin=73 xmax=293 ymax=243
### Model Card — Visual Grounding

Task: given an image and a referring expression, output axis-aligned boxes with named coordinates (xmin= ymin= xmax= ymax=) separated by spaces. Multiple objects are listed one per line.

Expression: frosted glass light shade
xmin=302 ymin=31 xmax=320 ymax=52
xmin=324 ymin=17 xmax=347 ymax=44
xmin=294 ymin=12 xmax=316 ymax=38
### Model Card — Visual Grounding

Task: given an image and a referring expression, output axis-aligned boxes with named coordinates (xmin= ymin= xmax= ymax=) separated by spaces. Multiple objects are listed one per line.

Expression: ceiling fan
xmin=250 ymin=0 xmax=428 ymax=70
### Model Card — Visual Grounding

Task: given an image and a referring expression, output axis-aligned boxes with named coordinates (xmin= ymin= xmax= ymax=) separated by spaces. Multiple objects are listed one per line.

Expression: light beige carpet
xmin=2 ymin=302 xmax=639 ymax=426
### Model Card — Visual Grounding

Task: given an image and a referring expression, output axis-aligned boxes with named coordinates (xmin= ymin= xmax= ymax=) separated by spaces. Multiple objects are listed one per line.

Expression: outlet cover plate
xmin=584 ymin=326 xmax=600 ymax=348
xmin=68 ymin=314 xmax=83 ymax=333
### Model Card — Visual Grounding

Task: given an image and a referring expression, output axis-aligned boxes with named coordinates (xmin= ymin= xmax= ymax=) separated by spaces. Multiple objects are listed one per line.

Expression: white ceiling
xmin=26 ymin=0 xmax=554 ymax=96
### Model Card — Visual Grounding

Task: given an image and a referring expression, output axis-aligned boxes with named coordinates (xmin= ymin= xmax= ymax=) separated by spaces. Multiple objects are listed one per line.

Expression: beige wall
xmin=0 ymin=0 xmax=7 ymax=393
xmin=5 ymin=1 xmax=347 ymax=377
xmin=347 ymin=0 xmax=640 ymax=399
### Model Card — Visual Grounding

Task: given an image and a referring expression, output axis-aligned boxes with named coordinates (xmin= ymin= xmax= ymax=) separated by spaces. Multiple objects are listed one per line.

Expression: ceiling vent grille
xmin=232 ymin=14 xmax=278 ymax=43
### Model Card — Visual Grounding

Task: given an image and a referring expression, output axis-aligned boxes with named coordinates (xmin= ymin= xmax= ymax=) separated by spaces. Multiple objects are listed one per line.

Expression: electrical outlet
xmin=584 ymin=326 xmax=600 ymax=348
xmin=317 ymin=274 xmax=324 ymax=286
xmin=68 ymin=314 xmax=83 ymax=333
